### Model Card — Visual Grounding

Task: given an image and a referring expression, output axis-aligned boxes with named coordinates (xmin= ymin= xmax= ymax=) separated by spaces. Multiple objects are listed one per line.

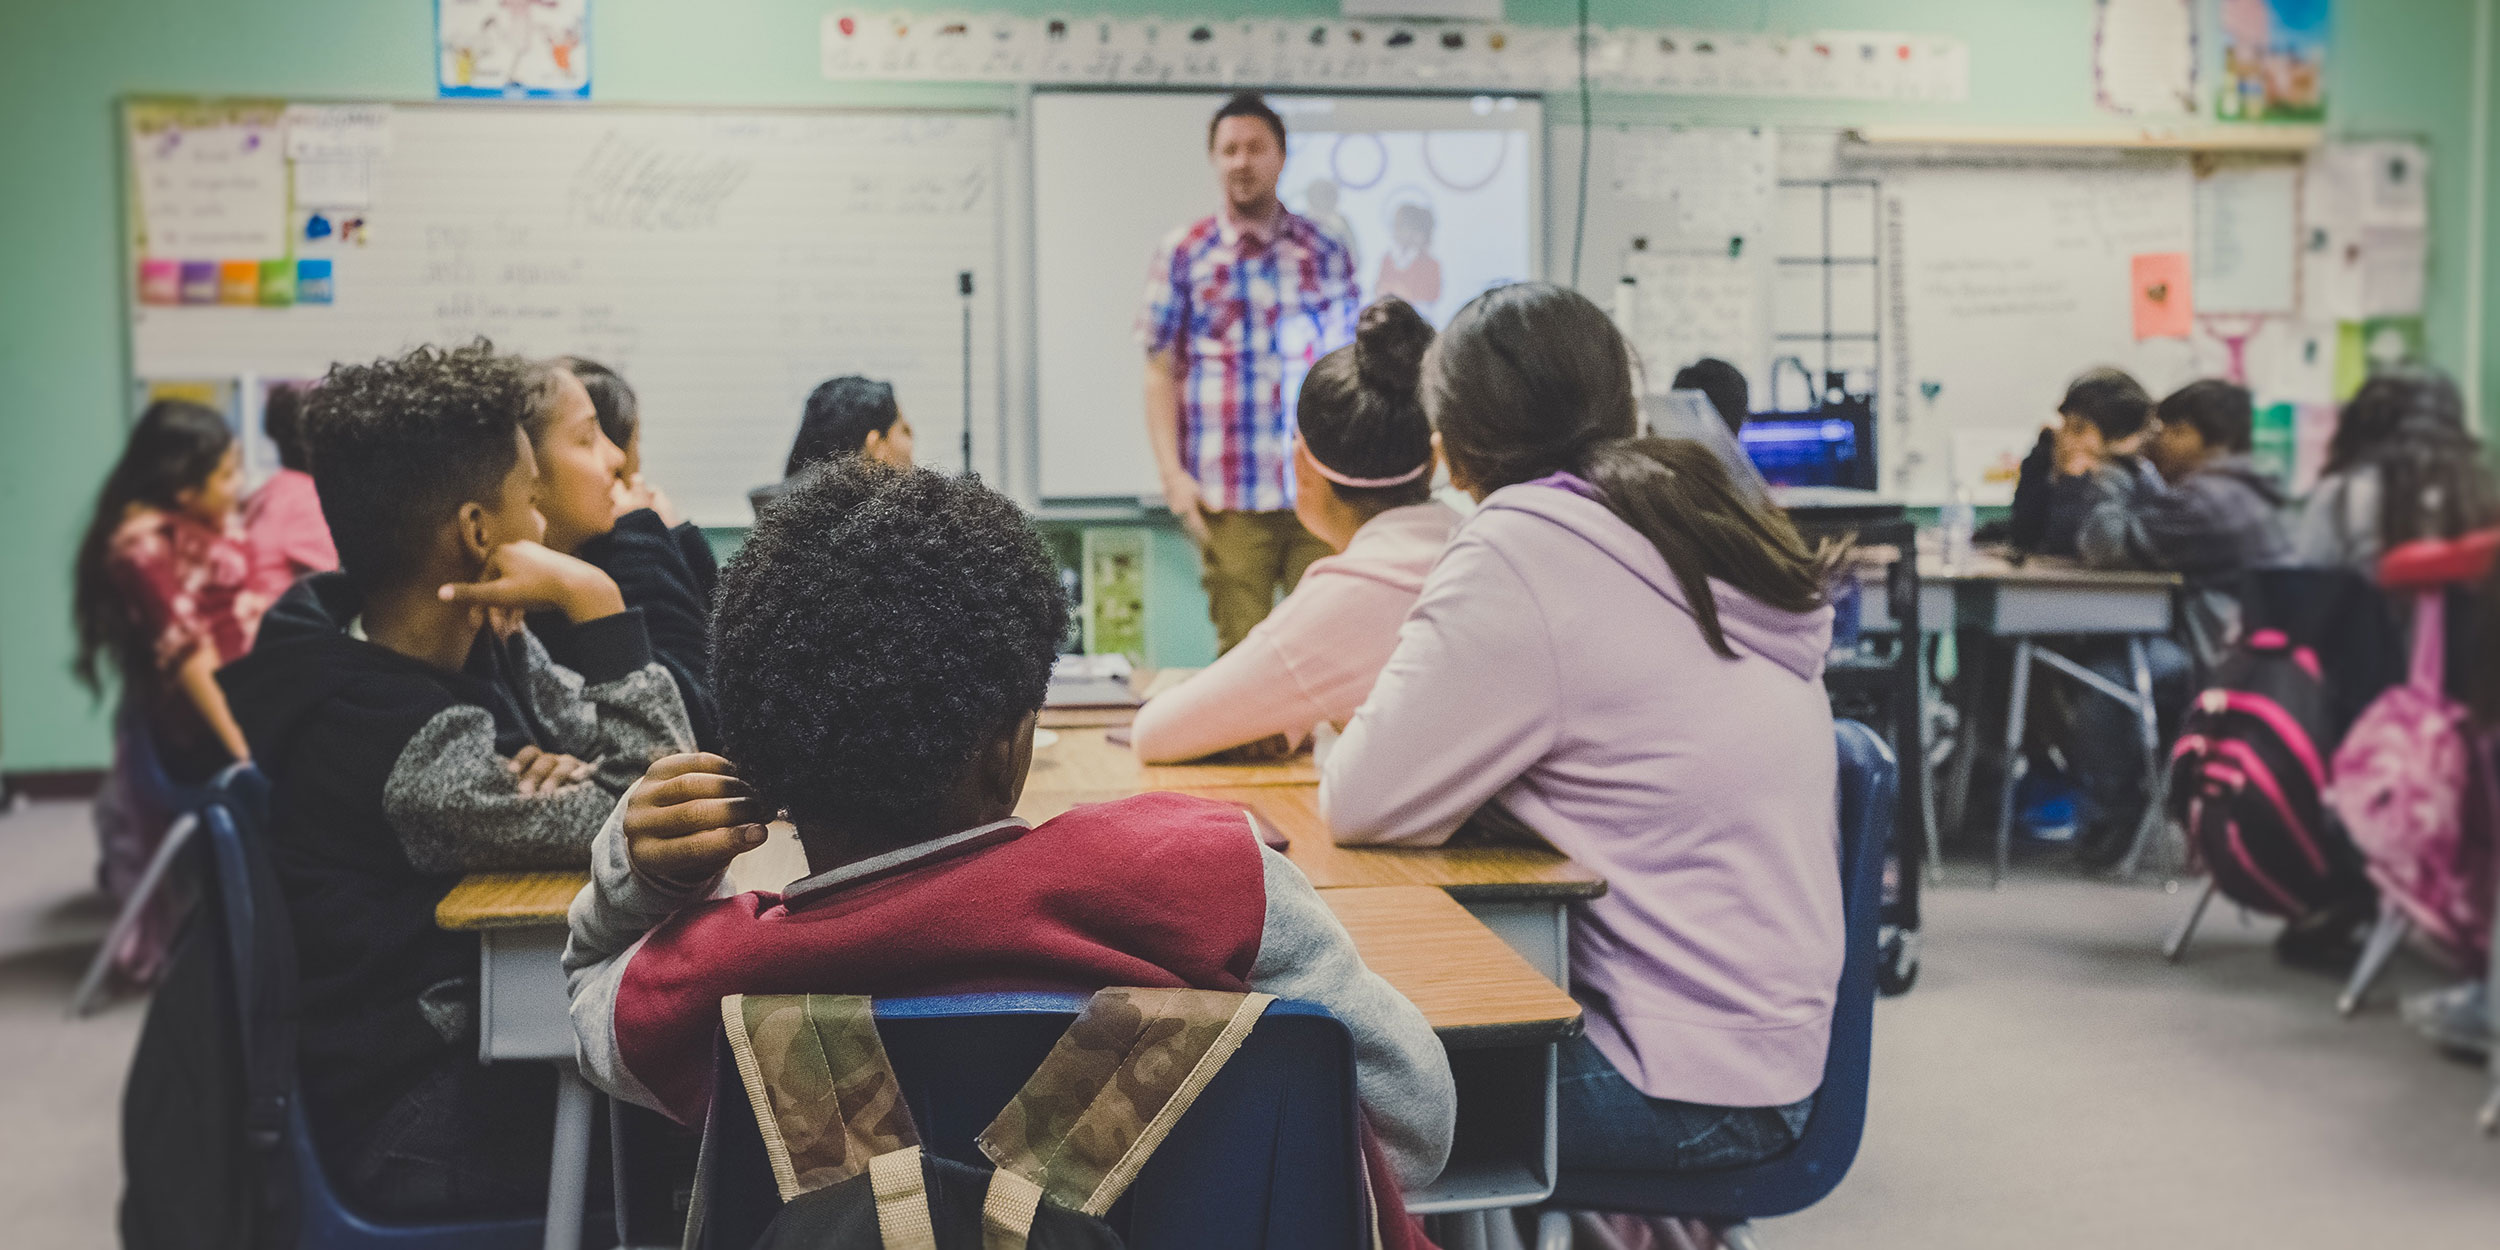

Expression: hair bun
xmin=1354 ymin=297 xmax=1435 ymax=402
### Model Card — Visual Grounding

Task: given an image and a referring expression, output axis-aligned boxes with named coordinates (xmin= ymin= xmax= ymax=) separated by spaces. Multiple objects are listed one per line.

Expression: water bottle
xmin=1940 ymin=483 xmax=1976 ymax=570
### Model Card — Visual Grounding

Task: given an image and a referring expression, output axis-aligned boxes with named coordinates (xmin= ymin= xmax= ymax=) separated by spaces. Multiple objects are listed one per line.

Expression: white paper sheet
xmin=1622 ymin=247 xmax=1770 ymax=396
xmin=132 ymin=114 xmax=290 ymax=258
xmin=2094 ymin=0 xmax=2197 ymax=115
xmin=2193 ymin=163 xmax=2298 ymax=314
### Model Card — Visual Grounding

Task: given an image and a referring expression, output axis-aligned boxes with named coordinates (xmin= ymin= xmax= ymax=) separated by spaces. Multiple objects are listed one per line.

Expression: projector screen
xmin=1032 ymin=91 xmax=1543 ymax=501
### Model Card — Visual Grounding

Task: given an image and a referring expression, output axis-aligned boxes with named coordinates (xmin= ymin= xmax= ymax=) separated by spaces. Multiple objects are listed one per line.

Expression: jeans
xmin=2058 ymin=636 xmax=2192 ymax=837
xmin=1556 ymin=1036 xmax=1814 ymax=1172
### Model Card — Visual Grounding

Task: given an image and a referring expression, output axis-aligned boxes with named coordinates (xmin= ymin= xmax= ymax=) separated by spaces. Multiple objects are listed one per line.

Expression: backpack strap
xmin=869 ymin=1146 xmax=939 ymax=1250
xmin=721 ymin=994 xmax=923 ymax=1202
xmin=976 ymin=987 xmax=1276 ymax=1225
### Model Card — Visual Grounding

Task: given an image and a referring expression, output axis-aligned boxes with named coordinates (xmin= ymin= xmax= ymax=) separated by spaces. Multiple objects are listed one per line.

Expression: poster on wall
xmin=2093 ymin=0 xmax=2197 ymax=116
xmin=2215 ymin=0 xmax=2327 ymax=122
xmin=438 ymin=0 xmax=591 ymax=100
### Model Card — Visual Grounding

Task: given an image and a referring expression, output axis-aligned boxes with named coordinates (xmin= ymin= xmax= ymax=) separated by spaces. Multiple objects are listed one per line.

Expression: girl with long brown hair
xmin=1322 ymin=281 xmax=1846 ymax=1176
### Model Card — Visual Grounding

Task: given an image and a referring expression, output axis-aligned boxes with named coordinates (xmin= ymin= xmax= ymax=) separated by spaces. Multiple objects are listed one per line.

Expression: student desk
xmin=1017 ymin=781 xmax=1605 ymax=988
xmin=436 ymin=869 xmax=1582 ymax=1230
xmin=1862 ymin=549 xmax=2183 ymax=881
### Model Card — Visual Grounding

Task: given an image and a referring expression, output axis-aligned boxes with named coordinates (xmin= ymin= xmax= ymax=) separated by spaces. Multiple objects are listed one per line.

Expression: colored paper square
xmin=257 ymin=259 xmax=295 ymax=307
xmin=2131 ymin=251 xmax=2192 ymax=339
xmin=138 ymin=259 xmax=180 ymax=305
xmin=296 ymin=258 xmax=335 ymax=305
xmin=218 ymin=260 xmax=261 ymax=305
xmin=178 ymin=261 xmax=220 ymax=304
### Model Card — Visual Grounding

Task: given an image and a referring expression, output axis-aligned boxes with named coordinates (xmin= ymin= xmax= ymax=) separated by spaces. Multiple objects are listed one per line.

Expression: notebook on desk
xmin=1046 ymin=654 xmax=1141 ymax=708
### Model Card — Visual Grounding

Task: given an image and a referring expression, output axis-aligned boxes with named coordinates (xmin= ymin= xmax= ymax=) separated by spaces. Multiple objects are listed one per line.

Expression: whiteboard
xmin=1880 ymin=156 xmax=2198 ymax=502
xmin=1031 ymin=90 xmax=1542 ymax=502
xmin=130 ymin=103 xmax=1009 ymax=525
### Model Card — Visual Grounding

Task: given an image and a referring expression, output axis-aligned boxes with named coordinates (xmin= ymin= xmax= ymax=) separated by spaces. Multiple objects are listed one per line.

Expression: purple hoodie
xmin=1322 ymin=476 xmax=1843 ymax=1107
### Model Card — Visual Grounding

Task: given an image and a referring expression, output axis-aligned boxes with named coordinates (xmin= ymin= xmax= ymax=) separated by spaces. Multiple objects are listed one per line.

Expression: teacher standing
xmin=1139 ymin=93 xmax=1360 ymax=653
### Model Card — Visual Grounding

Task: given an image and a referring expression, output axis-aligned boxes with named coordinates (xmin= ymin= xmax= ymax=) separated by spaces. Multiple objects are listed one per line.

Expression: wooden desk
xmin=442 ymin=868 xmax=1578 ymax=1218
xmin=1015 ymin=782 xmax=1602 ymax=985
xmin=1020 ymin=725 xmax=1318 ymax=792
xmin=1321 ymin=887 xmax=1579 ymax=1048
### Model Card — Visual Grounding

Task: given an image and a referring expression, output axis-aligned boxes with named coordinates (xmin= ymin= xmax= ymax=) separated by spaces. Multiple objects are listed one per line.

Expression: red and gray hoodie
xmin=562 ymin=790 xmax=1455 ymax=1239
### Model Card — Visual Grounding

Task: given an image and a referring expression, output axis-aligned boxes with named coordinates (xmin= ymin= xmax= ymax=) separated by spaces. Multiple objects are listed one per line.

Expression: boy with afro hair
xmin=563 ymin=459 xmax=1454 ymax=1243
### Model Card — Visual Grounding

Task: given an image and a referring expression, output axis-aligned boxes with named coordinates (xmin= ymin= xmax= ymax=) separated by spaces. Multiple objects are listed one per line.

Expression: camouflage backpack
xmin=718 ymin=987 xmax=1276 ymax=1249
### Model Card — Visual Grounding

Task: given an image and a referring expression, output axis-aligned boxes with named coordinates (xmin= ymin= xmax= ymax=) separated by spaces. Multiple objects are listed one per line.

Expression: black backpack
xmin=2165 ymin=627 xmax=2373 ymax=917
xmin=120 ymin=786 xmax=301 ymax=1250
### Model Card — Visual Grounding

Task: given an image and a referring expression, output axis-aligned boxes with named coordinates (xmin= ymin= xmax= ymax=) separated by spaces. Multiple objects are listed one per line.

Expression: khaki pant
xmin=1200 ymin=509 xmax=1333 ymax=654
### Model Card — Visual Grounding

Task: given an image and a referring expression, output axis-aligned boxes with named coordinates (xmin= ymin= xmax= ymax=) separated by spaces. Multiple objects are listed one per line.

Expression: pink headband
xmin=1300 ymin=439 xmax=1432 ymax=489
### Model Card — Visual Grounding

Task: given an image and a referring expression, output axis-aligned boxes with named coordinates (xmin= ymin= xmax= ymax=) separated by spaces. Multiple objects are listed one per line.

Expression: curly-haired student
xmin=562 ymin=458 xmax=1453 ymax=1247
xmin=219 ymin=340 xmax=692 ymax=1221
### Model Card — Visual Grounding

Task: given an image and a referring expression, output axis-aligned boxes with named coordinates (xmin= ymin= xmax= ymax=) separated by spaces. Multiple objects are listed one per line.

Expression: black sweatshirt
xmin=220 ymin=574 xmax=693 ymax=1158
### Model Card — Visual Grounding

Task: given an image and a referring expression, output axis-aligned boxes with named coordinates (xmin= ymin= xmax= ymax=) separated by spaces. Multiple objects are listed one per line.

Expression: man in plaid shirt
xmin=1139 ymin=93 xmax=1360 ymax=653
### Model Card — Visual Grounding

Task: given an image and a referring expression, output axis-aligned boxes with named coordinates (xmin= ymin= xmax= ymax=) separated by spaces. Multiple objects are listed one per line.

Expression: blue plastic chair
xmin=196 ymin=768 xmax=545 ymax=1250
xmin=69 ymin=701 xmax=221 ymax=1015
xmin=1534 ymin=719 xmax=1897 ymax=1249
xmin=693 ymin=991 xmax=1369 ymax=1250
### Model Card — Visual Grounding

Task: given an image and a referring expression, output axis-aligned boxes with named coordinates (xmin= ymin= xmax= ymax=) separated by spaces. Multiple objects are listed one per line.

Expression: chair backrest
xmin=195 ymin=768 xmax=542 ymax=1250
xmin=1550 ymin=718 xmax=1897 ymax=1220
xmin=696 ymin=992 xmax=1368 ymax=1250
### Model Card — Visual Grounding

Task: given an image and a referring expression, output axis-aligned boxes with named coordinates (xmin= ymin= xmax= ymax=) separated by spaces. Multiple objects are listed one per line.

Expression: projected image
xmin=1281 ymin=123 xmax=1533 ymax=326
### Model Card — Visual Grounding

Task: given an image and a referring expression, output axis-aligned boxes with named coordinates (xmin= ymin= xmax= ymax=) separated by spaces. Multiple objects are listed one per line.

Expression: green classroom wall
xmin=1 ymin=0 xmax=2490 ymax=772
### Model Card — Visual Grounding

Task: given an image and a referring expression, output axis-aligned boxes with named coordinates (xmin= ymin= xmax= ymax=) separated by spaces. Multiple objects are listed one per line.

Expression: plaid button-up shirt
xmin=1138 ymin=206 xmax=1358 ymax=513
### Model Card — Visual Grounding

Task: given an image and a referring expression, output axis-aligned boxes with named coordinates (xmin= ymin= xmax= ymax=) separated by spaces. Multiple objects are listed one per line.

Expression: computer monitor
xmin=1739 ymin=399 xmax=1875 ymax=490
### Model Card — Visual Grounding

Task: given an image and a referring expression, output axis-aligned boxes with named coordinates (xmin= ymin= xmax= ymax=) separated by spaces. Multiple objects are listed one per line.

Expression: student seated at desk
xmin=560 ymin=355 xmax=721 ymax=598
xmin=561 ymin=459 xmax=1454 ymax=1242
xmin=2053 ymin=379 xmax=2291 ymax=864
xmin=219 ymin=341 xmax=695 ymax=1220
xmin=2293 ymin=367 xmax=2495 ymax=570
xmin=748 ymin=374 xmax=915 ymax=516
xmin=1320 ymin=282 xmax=1843 ymax=1176
xmin=2005 ymin=367 xmax=2158 ymax=556
xmin=508 ymin=359 xmax=721 ymax=748
xmin=1131 ymin=298 xmax=1458 ymax=763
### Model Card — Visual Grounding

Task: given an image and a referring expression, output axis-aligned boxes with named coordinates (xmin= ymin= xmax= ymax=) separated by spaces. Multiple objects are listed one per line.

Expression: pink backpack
xmin=2324 ymin=592 xmax=2495 ymax=970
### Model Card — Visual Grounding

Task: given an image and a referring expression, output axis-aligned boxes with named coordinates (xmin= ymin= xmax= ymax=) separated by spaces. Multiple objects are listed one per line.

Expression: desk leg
xmin=544 ymin=1062 xmax=595 ymax=1250
xmin=2116 ymin=636 xmax=2166 ymax=880
xmin=1993 ymin=640 xmax=2035 ymax=886
xmin=1918 ymin=633 xmax=1945 ymax=885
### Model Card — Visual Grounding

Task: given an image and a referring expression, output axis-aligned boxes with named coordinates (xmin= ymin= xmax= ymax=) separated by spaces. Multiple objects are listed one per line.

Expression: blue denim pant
xmin=1556 ymin=1036 xmax=1814 ymax=1172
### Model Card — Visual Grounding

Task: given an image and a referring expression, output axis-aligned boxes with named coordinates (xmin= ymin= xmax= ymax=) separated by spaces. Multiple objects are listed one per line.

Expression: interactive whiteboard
xmin=1031 ymin=90 xmax=1541 ymax=502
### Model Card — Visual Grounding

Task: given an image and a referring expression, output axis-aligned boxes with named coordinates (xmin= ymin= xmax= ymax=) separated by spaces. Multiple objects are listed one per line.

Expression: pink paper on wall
xmin=137 ymin=259 xmax=180 ymax=305
xmin=2133 ymin=251 xmax=2193 ymax=339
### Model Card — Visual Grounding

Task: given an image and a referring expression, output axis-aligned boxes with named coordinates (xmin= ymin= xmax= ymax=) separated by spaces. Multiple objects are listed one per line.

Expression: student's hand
xmin=1160 ymin=472 xmax=1212 ymax=548
xmin=611 ymin=473 xmax=658 ymax=519
xmin=624 ymin=753 xmax=773 ymax=886
xmin=2052 ymin=420 xmax=2106 ymax=478
xmin=439 ymin=540 xmax=627 ymax=624
xmin=508 ymin=745 xmax=594 ymax=797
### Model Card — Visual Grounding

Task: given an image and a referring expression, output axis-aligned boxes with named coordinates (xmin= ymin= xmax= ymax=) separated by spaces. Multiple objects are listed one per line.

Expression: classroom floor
xmin=0 ymin=798 xmax=2493 ymax=1248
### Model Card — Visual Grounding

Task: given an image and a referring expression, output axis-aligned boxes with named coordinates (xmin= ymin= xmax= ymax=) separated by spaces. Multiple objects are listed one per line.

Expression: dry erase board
xmin=127 ymin=101 xmax=1009 ymax=525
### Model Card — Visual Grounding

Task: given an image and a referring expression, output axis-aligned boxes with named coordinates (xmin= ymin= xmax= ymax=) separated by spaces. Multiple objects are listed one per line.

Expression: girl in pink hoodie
xmin=1131 ymin=298 xmax=1459 ymax=763
xmin=1324 ymin=282 xmax=1846 ymax=1174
